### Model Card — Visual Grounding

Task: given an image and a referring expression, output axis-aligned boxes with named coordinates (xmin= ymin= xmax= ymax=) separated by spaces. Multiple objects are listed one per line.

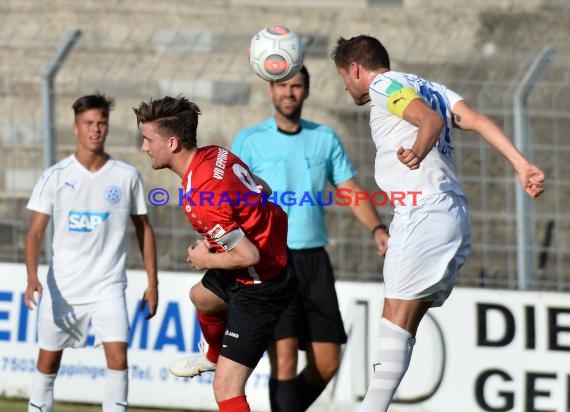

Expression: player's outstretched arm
xmin=451 ymin=100 xmax=545 ymax=198
xmin=131 ymin=214 xmax=159 ymax=319
xmin=24 ymin=211 xmax=50 ymax=309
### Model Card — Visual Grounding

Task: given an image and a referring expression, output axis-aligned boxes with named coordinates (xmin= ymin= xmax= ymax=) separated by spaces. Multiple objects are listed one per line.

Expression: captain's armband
xmin=387 ymin=87 xmax=420 ymax=118
xmin=216 ymin=228 xmax=245 ymax=251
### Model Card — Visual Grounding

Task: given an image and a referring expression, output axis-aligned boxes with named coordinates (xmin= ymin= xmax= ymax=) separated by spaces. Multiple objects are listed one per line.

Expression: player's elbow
xmin=426 ymin=114 xmax=445 ymax=147
xmin=432 ymin=113 xmax=445 ymax=135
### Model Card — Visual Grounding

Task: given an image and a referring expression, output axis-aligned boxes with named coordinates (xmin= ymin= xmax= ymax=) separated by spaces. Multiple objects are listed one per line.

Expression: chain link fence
xmin=1 ymin=1 xmax=569 ymax=290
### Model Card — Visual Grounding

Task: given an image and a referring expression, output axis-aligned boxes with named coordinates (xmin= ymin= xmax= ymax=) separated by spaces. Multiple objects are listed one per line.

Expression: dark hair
xmin=72 ymin=92 xmax=114 ymax=118
xmin=133 ymin=95 xmax=201 ymax=149
xmin=331 ymin=35 xmax=390 ymax=71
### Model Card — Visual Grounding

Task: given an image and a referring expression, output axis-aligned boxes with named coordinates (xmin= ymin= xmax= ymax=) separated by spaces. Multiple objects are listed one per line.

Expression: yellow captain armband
xmin=387 ymin=87 xmax=420 ymax=118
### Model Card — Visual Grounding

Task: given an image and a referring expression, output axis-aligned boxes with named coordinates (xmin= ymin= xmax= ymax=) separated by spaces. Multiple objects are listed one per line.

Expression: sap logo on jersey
xmin=68 ymin=211 xmax=110 ymax=232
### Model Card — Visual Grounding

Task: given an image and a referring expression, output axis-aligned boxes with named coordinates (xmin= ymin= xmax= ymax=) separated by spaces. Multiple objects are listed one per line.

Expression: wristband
xmin=371 ymin=224 xmax=388 ymax=236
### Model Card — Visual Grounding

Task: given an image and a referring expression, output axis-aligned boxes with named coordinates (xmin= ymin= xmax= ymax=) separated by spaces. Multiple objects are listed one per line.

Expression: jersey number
xmin=232 ymin=164 xmax=261 ymax=193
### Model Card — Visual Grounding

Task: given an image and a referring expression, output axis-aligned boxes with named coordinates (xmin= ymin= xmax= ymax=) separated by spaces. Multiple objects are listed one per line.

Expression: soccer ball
xmin=249 ymin=26 xmax=303 ymax=82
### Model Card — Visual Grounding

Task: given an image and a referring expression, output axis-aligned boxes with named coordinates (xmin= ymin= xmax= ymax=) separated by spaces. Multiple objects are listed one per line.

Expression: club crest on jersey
xmin=68 ymin=211 xmax=110 ymax=233
xmin=207 ymin=224 xmax=226 ymax=239
xmin=105 ymin=185 xmax=122 ymax=204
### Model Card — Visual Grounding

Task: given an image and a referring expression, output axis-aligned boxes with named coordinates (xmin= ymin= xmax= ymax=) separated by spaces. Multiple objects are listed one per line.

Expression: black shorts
xmin=201 ymin=262 xmax=296 ymax=369
xmin=273 ymin=247 xmax=347 ymax=346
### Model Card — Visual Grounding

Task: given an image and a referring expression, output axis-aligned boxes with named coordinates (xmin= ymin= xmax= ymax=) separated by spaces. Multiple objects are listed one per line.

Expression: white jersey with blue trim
xmin=368 ymin=71 xmax=465 ymax=200
xmin=27 ymin=154 xmax=147 ymax=304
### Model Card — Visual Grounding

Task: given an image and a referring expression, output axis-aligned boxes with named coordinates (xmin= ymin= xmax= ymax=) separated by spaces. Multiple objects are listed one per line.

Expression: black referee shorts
xmin=201 ymin=262 xmax=296 ymax=369
xmin=273 ymin=247 xmax=347 ymax=346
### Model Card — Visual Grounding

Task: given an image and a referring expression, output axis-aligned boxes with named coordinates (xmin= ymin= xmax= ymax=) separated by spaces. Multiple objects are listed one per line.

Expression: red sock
xmin=197 ymin=310 xmax=227 ymax=363
xmin=218 ymin=395 xmax=250 ymax=412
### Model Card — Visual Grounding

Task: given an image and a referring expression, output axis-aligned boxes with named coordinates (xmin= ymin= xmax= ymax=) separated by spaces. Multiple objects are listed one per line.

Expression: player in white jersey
xmin=24 ymin=93 xmax=158 ymax=412
xmin=332 ymin=35 xmax=545 ymax=411
xmin=232 ymin=66 xmax=388 ymax=412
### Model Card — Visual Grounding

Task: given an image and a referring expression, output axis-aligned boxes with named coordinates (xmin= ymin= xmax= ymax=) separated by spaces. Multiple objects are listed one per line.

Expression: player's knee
xmin=190 ymin=283 xmax=224 ymax=313
xmin=36 ymin=351 xmax=62 ymax=374
xmin=36 ymin=360 xmax=60 ymax=375
xmin=268 ymin=340 xmax=298 ymax=377
xmin=189 ymin=284 xmax=202 ymax=307
xmin=325 ymin=364 xmax=340 ymax=382
xmin=306 ymin=359 xmax=340 ymax=383
xmin=272 ymin=356 xmax=297 ymax=378
xmin=189 ymin=284 xmax=209 ymax=310
xmin=317 ymin=362 xmax=340 ymax=382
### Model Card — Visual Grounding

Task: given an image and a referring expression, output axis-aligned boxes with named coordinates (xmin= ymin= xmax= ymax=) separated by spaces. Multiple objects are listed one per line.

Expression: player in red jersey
xmin=134 ymin=96 xmax=296 ymax=412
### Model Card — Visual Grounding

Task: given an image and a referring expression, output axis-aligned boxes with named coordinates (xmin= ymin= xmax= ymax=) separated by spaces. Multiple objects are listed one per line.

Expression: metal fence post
xmin=513 ymin=46 xmax=556 ymax=290
xmin=41 ymin=29 xmax=82 ymax=262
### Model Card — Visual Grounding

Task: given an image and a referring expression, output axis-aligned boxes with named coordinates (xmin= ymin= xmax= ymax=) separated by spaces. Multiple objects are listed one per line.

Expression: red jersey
xmin=181 ymin=145 xmax=288 ymax=284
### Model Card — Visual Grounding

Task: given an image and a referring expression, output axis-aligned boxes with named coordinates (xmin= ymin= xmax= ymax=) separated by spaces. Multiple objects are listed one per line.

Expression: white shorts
xmin=383 ymin=192 xmax=472 ymax=307
xmin=37 ymin=295 xmax=129 ymax=351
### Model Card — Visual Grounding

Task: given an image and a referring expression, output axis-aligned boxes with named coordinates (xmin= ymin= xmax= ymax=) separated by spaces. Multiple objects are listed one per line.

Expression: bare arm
xmin=452 ymin=100 xmax=545 ymax=198
xmin=131 ymin=214 xmax=159 ymax=319
xmin=397 ymin=99 xmax=445 ymax=169
xmin=337 ymin=178 xmax=388 ymax=256
xmin=187 ymin=236 xmax=260 ymax=270
xmin=24 ymin=212 xmax=50 ymax=309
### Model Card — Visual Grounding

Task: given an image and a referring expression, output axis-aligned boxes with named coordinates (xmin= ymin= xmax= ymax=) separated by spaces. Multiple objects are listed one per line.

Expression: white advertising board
xmin=1 ymin=262 xmax=569 ymax=411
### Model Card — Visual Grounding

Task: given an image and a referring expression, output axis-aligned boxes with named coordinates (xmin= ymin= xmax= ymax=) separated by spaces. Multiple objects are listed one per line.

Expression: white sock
xmin=357 ymin=318 xmax=416 ymax=412
xmin=28 ymin=370 xmax=57 ymax=412
xmin=103 ymin=369 xmax=128 ymax=412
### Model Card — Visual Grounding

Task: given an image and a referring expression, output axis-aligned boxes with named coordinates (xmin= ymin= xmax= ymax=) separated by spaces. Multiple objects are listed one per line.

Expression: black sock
xmin=269 ymin=377 xmax=303 ymax=412
xmin=295 ymin=374 xmax=327 ymax=410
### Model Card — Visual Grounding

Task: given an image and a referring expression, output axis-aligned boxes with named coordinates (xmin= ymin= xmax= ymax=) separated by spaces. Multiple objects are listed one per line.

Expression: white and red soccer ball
xmin=249 ymin=26 xmax=304 ymax=82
